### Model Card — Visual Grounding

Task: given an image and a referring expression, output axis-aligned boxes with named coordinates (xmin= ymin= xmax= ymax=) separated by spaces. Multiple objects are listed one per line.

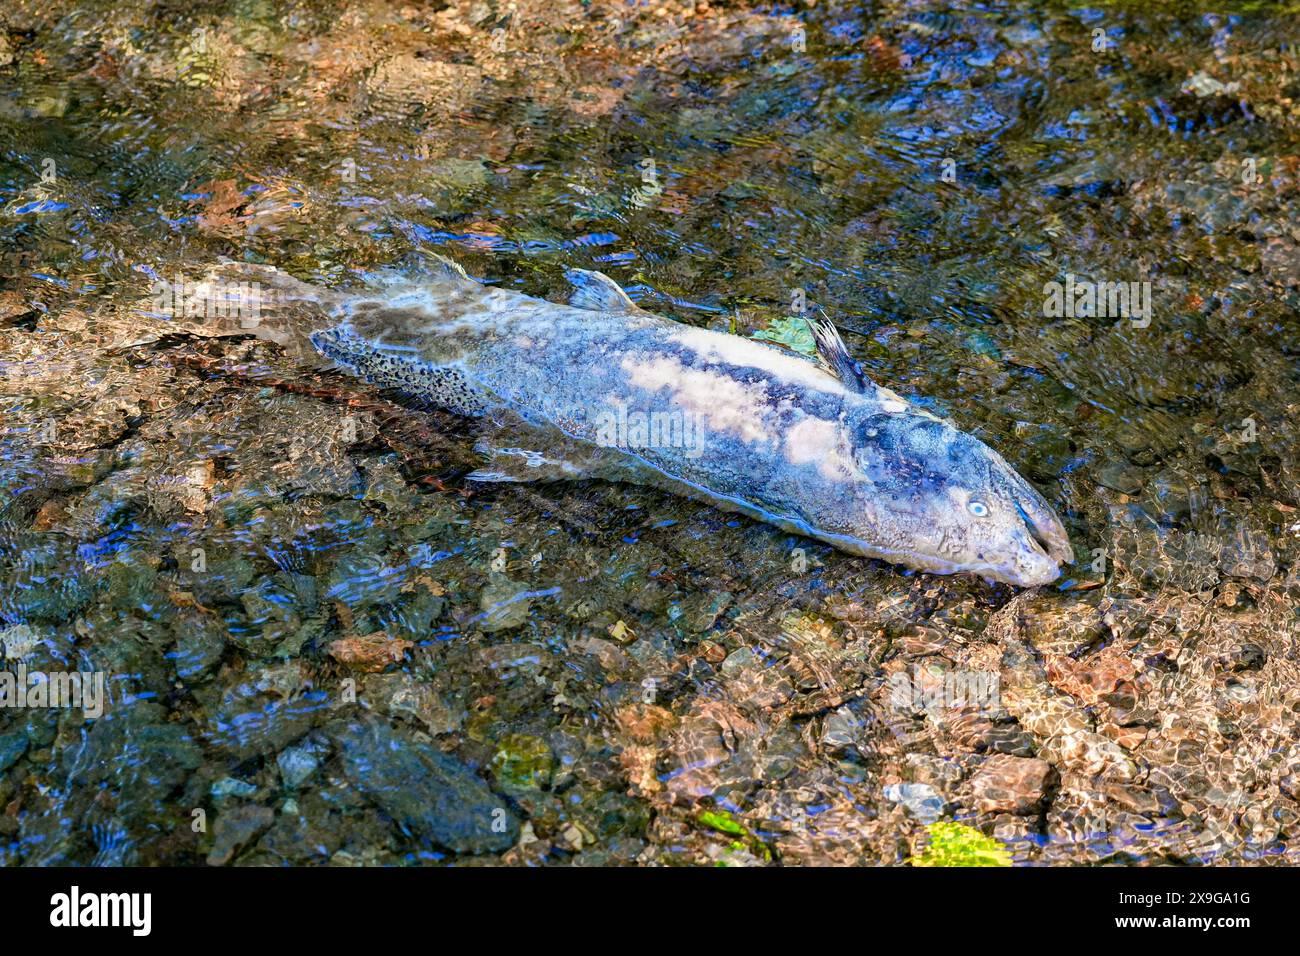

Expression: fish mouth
xmin=951 ymin=522 xmax=1061 ymax=587
xmin=942 ymin=536 xmax=1061 ymax=588
xmin=1010 ymin=489 xmax=1073 ymax=567
xmin=974 ymin=450 xmax=1073 ymax=586
xmin=1003 ymin=535 xmax=1063 ymax=587
xmin=992 ymin=479 xmax=1071 ymax=587
xmin=825 ymin=525 xmax=1061 ymax=588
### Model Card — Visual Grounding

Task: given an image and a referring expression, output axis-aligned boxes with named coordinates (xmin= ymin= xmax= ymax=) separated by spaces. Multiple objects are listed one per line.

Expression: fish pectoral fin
xmin=469 ymin=412 xmax=603 ymax=482
xmin=807 ymin=312 xmax=875 ymax=395
xmin=564 ymin=268 xmax=638 ymax=313
xmin=466 ymin=446 xmax=590 ymax=483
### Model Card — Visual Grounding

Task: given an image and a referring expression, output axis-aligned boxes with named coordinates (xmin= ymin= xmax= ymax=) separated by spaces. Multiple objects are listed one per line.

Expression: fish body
xmin=219 ymin=258 xmax=1072 ymax=586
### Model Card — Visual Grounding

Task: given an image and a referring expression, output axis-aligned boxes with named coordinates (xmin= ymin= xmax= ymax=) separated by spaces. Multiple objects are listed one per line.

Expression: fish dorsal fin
xmin=805 ymin=314 xmax=926 ymax=413
xmin=564 ymin=268 xmax=637 ymax=312
xmin=807 ymin=313 xmax=873 ymax=395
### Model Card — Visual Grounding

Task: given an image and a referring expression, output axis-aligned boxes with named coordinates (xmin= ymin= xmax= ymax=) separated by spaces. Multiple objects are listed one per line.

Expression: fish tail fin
xmin=196 ymin=260 xmax=336 ymax=313
xmin=141 ymin=260 xmax=343 ymax=362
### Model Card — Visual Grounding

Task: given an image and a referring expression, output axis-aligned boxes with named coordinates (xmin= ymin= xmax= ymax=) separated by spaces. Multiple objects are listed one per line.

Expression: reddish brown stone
xmin=327 ymin=631 xmax=412 ymax=672
xmin=970 ymin=754 xmax=1054 ymax=814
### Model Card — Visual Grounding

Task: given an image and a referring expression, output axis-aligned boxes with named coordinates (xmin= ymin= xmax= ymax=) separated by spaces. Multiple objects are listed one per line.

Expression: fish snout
xmin=1009 ymin=483 xmax=1073 ymax=567
xmin=982 ymin=446 xmax=1073 ymax=585
xmin=1006 ymin=527 xmax=1065 ymax=586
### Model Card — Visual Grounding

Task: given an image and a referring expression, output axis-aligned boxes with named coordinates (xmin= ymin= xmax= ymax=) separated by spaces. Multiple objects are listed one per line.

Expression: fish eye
xmin=967 ymin=500 xmax=989 ymax=517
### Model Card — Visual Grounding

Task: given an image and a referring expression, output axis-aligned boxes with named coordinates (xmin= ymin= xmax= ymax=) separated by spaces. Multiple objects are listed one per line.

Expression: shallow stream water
xmin=2 ymin=0 xmax=1300 ymax=865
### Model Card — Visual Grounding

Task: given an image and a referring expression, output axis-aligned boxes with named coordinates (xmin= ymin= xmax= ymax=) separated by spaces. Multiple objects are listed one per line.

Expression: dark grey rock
xmin=171 ymin=610 xmax=228 ymax=682
xmin=206 ymin=804 xmax=275 ymax=866
xmin=330 ymin=718 xmax=520 ymax=854
xmin=0 ymin=730 xmax=27 ymax=773
xmin=206 ymin=691 xmax=328 ymax=760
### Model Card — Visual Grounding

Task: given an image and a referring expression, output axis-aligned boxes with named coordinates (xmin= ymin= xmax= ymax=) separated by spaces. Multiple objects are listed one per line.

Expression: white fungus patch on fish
xmin=620 ymin=355 xmax=780 ymax=448
xmin=783 ymin=416 xmax=859 ymax=481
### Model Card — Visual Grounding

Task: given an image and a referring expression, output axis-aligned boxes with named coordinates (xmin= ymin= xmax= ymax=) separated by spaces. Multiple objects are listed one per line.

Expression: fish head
xmin=848 ymin=412 xmax=1072 ymax=587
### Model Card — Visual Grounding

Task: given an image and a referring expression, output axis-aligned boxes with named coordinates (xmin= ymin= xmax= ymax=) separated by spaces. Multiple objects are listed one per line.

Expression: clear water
xmin=2 ymin=0 xmax=1299 ymax=865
